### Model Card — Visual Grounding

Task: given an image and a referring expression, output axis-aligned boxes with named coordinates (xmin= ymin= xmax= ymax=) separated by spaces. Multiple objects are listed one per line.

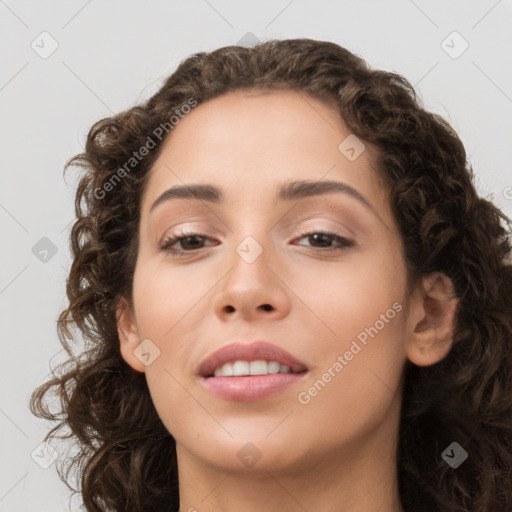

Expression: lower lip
xmin=201 ymin=373 xmax=307 ymax=401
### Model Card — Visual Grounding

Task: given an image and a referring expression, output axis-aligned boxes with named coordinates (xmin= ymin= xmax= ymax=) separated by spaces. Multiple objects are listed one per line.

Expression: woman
xmin=31 ymin=38 xmax=512 ymax=512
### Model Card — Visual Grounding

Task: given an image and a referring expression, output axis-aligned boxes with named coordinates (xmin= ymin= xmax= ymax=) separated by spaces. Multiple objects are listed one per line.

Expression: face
xmin=118 ymin=89 xmax=418 ymax=474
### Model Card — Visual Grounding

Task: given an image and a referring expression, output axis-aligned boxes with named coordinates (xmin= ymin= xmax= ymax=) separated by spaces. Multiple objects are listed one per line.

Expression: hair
xmin=30 ymin=38 xmax=512 ymax=512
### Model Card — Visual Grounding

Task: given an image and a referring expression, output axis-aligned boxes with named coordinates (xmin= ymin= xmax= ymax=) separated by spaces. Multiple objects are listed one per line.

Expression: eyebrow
xmin=149 ymin=179 xmax=377 ymax=218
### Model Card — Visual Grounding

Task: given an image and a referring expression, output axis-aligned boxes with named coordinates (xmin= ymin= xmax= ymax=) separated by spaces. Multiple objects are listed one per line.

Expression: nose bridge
xmin=228 ymin=227 xmax=274 ymax=290
xmin=227 ymin=200 xmax=275 ymax=270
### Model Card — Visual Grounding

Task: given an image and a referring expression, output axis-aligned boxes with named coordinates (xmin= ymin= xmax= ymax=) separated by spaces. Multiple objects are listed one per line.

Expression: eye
xmin=159 ymin=230 xmax=215 ymax=256
xmin=159 ymin=229 xmax=354 ymax=257
xmin=292 ymin=230 xmax=354 ymax=252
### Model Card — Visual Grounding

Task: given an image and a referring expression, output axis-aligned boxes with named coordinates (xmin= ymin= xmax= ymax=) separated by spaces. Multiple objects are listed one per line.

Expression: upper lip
xmin=198 ymin=341 xmax=308 ymax=377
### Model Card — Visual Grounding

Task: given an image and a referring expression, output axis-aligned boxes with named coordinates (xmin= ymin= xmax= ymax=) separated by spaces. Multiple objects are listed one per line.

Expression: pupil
xmin=311 ymin=234 xmax=330 ymax=247
xmin=183 ymin=235 xmax=203 ymax=249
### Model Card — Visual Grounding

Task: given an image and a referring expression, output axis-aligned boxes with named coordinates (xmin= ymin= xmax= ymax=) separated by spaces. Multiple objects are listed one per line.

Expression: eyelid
xmin=157 ymin=214 xmax=357 ymax=243
xmin=157 ymin=221 xmax=216 ymax=243
xmin=155 ymin=203 xmax=359 ymax=233
xmin=284 ymin=215 xmax=356 ymax=239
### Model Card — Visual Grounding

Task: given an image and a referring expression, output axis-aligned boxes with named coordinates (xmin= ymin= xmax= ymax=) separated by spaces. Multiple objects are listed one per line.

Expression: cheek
xmin=132 ymin=258 xmax=212 ymax=336
xmin=292 ymin=246 xmax=408 ymax=403
xmin=295 ymin=245 xmax=406 ymax=341
xmin=131 ymin=261 xmax=216 ymax=436
xmin=293 ymin=269 xmax=407 ymax=444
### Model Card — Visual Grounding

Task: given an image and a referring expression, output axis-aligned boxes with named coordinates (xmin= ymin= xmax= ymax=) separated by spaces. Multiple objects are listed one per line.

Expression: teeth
xmin=268 ymin=361 xmax=280 ymax=374
xmin=250 ymin=360 xmax=267 ymax=375
xmin=233 ymin=360 xmax=250 ymax=375
xmin=214 ymin=362 xmax=233 ymax=377
xmin=212 ymin=360 xmax=294 ymax=377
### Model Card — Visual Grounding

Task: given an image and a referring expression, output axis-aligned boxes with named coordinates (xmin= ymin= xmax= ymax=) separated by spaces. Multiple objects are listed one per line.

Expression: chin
xmin=188 ymin=431 xmax=314 ymax=474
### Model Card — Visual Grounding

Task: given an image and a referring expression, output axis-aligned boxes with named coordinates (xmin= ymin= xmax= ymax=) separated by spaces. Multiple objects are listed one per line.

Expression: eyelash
xmin=159 ymin=229 xmax=354 ymax=257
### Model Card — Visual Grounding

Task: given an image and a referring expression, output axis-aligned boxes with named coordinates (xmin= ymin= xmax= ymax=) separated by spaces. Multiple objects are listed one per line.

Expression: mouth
xmin=198 ymin=341 xmax=308 ymax=401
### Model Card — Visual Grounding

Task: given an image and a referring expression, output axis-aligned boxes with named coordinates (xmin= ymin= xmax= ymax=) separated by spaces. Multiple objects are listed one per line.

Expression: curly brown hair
xmin=30 ymin=38 xmax=512 ymax=512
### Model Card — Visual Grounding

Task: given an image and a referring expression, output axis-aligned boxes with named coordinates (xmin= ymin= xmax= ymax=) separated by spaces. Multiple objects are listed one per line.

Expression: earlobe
xmin=116 ymin=298 xmax=145 ymax=373
xmin=406 ymin=272 xmax=459 ymax=367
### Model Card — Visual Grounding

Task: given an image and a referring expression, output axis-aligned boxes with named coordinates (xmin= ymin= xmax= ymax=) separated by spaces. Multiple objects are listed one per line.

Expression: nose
xmin=212 ymin=235 xmax=291 ymax=322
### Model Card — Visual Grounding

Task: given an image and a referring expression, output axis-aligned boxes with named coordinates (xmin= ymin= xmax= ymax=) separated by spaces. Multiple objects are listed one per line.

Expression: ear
xmin=406 ymin=272 xmax=459 ymax=367
xmin=116 ymin=297 xmax=145 ymax=373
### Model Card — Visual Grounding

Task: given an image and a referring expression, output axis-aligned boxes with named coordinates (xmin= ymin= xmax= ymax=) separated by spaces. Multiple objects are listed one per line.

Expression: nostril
xmin=260 ymin=304 xmax=273 ymax=311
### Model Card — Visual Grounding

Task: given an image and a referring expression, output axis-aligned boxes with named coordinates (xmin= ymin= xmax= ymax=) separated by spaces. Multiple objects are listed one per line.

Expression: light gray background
xmin=1 ymin=1 xmax=511 ymax=511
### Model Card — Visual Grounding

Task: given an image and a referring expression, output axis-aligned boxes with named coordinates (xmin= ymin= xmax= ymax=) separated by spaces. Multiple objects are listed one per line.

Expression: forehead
xmin=141 ymin=89 xmax=389 ymax=221
xmin=160 ymin=89 xmax=344 ymax=155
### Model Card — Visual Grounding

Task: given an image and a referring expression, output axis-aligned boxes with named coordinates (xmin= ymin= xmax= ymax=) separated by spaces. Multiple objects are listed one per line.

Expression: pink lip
xmin=202 ymin=374 xmax=307 ymax=401
xmin=197 ymin=341 xmax=308 ymax=401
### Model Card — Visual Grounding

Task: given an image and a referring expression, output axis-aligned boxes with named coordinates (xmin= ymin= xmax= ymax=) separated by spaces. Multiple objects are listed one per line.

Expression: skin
xmin=117 ymin=89 xmax=458 ymax=512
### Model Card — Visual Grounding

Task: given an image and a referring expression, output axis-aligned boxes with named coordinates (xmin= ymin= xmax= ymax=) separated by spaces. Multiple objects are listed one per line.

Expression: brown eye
xmin=294 ymin=231 xmax=354 ymax=252
xmin=160 ymin=231 xmax=216 ymax=255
